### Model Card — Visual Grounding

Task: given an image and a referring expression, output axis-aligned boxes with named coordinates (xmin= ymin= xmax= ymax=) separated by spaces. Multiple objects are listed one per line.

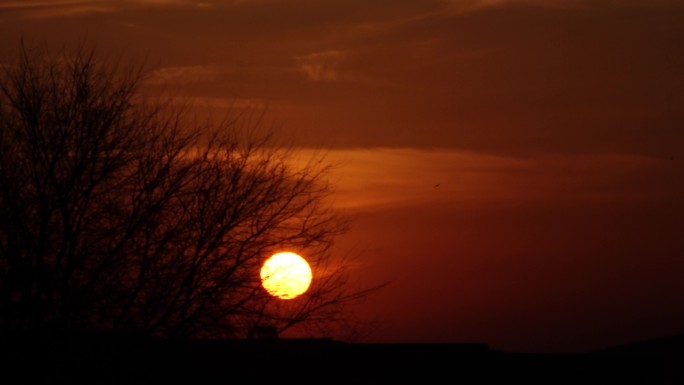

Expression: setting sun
xmin=260 ymin=252 xmax=312 ymax=300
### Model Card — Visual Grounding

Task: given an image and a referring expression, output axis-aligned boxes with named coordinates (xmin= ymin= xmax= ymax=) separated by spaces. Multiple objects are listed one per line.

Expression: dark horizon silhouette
xmin=5 ymin=327 xmax=683 ymax=384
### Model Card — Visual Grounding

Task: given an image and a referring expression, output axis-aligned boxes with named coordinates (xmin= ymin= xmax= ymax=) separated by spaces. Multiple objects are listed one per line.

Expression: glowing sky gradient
xmin=2 ymin=0 xmax=683 ymax=352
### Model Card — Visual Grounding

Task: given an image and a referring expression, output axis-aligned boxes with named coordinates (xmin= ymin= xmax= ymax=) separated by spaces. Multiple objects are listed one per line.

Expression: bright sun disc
xmin=260 ymin=252 xmax=312 ymax=300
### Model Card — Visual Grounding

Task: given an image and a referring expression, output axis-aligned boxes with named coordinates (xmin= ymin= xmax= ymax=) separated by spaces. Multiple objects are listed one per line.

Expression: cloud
xmin=0 ymin=0 xmax=116 ymax=18
xmin=146 ymin=64 xmax=226 ymax=86
xmin=176 ymin=97 xmax=267 ymax=110
xmin=295 ymin=50 xmax=349 ymax=82
xmin=0 ymin=0 xmax=221 ymax=19
xmin=442 ymin=0 xmax=684 ymax=11
xmin=131 ymin=0 xmax=204 ymax=5
xmin=0 ymin=1 xmax=99 ymax=8
xmin=293 ymin=148 xmax=678 ymax=210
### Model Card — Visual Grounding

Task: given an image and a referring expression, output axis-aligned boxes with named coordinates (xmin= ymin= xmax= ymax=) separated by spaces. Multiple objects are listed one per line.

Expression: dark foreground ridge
xmin=5 ymin=331 xmax=684 ymax=384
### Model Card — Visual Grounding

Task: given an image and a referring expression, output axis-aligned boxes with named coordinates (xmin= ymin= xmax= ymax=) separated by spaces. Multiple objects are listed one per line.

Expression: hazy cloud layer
xmin=4 ymin=0 xmax=682 ymax=152
xmin=322 ymin=148 xmax=681 ymax=210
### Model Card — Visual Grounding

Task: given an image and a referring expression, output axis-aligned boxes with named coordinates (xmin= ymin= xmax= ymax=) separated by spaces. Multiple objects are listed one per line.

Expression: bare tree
xmin=0 ymin=43 xmax=373 ymax=341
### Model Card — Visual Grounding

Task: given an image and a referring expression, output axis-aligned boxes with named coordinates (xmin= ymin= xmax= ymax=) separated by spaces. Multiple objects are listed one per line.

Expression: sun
xmin=260 ymin=252 xmax=313 ymax=300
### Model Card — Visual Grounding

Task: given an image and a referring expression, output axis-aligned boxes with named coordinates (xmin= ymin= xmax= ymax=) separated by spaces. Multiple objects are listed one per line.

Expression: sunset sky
xmin=2 ymin=0 xmax=683 ymax=353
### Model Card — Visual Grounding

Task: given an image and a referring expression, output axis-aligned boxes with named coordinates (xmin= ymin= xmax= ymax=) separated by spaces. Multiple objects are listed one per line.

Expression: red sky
xmin=3 ymin=0 xmax=683 ymax=353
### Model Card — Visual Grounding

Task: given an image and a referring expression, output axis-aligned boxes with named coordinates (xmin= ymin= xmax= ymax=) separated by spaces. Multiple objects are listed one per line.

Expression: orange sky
xmin=3 ymin=0 xmax=683 ymax=352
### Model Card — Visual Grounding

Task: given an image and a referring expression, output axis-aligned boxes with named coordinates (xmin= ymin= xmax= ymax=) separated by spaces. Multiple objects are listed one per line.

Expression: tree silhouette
xmin=0 ymin=43 xmax=370 ymax=341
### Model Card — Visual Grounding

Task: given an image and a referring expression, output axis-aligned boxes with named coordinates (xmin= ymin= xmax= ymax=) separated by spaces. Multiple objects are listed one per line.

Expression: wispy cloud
xmin=442 ymin=0 xmax=684 ymax=11
xmin=132 ymin=0 xmax=215 ymax=6
xmin=296 ymin=148 xmax=676 ymax=210
xmin=174 ymin=96 xmax=266 ymax=110
xmin=0 ymin=0 xmax=217 ymax=19
xmin=438 ymin=0 xmax=587 ymax=15
xmin=146 ymin=64 xmax=226 ymax=86
xmin=295 ymin=50 xmax=351 ymax=82
xmin=0 ymin=1 xmax=99 ymax=8
xmin=0 ymin=0 xmax=116 ymax=18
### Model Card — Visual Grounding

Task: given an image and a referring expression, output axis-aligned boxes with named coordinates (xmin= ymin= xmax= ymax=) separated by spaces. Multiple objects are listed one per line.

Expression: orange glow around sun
xmin=260 ymin=252 xmax=312 ymax=300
